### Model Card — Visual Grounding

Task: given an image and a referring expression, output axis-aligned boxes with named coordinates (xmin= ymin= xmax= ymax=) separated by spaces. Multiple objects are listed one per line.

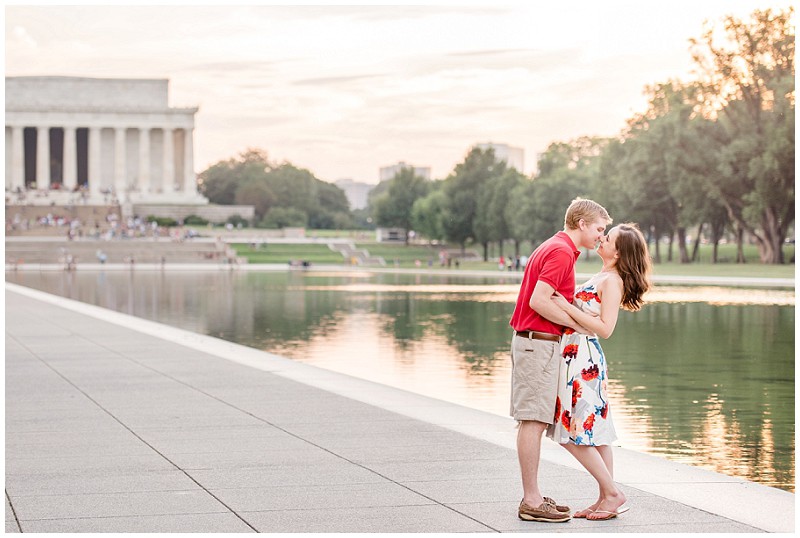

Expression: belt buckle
xmin=520 ymin=330 xmax=535 ymax=340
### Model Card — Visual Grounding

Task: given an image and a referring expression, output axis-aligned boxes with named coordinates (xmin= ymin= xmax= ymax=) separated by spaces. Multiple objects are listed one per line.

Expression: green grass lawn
xmin=233 ymin=239 xmax=795 ymax=279
xmin=231 ymin=243 xmax=346 ymax=264
xmin=355 ymin=243 xmax=447 ymax=266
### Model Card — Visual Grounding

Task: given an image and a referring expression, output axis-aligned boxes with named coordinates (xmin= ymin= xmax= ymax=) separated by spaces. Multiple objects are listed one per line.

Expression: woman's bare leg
xmin=596 ymin=444 xmax=614 ymax=478
xmin=562 ymin=444 xmax=625 ymax=518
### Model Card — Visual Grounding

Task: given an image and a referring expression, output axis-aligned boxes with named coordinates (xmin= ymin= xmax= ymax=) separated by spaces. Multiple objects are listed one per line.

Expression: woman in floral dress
xmin=546 ymin=223 xmax=651 ymax=521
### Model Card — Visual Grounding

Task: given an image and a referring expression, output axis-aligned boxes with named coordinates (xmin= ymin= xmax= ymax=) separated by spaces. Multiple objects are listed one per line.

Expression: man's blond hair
xmin=564 ymin=197 xmax=612 ymax=230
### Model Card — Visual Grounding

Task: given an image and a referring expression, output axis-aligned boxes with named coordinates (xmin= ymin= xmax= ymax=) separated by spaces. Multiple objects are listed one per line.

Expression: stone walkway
xmin=5 ymin=285 xmax=793 ymax=532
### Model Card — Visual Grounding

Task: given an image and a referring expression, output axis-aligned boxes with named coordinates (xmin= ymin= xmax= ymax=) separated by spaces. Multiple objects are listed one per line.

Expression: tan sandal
xmin=587 ymin=509 xmax=618 ymax=521
xmin=585 ymin=499 xmax=628 ymax=521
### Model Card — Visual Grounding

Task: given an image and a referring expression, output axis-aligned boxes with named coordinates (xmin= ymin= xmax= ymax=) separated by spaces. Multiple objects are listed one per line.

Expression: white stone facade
xmin=5 ymin=76 xmax=207 ymax=205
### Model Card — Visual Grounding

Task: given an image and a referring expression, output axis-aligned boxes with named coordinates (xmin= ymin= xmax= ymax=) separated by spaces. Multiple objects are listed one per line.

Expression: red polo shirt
xmin=509 ymin=231 xmax=580 ymax=335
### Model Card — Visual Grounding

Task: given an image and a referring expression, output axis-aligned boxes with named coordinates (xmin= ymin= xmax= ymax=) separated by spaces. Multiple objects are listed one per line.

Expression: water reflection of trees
xmin=372 ymin=292 xmax=512 ymax=375
xmin=606 ymin=303 xmax=794 ymax=490
xmin=190 ymin=273 xmax=515 ymax=377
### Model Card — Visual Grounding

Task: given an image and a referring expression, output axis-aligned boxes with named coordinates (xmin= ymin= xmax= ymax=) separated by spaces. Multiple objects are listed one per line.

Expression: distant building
xmin=379 ymin=161 xmax=431 ymax=182
xmin=474 ymin=142 xmax=525 ymax=173
xmin=334 ymin=178 xmax=373 ymax=210
xmin=376 ymin=227 xmax=406 ymax=242
xmin=5 ymin=76 xmax=206 ymax=205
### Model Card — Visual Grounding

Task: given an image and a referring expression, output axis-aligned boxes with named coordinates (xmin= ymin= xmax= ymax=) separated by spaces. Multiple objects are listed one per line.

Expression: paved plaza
xmin=5 ymin=284 xmax=794 ymax=533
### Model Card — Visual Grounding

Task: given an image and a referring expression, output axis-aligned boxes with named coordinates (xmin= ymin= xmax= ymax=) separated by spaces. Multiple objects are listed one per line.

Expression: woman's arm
xmin=551 ymin=277 xmax=623 ymax=339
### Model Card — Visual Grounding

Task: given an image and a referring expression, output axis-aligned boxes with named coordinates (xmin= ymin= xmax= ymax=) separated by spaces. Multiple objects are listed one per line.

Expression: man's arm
xmin=551 ymin=277 xmax=622 ymax=339
xmin=528 ymin=280 xmax=584 ymax=330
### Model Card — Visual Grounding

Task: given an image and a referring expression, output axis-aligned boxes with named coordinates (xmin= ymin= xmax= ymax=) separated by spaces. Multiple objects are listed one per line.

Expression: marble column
xmin=162 ymin=128 xmax=174 ymax=193
xmin=138 ymin=127 xmax=150 ymax=194
xmin=88 ymin=127 xmax=102 ymax=198
xmin=63 ymin=127 xmax=77 ymax=191
xmin=182 ymin=128 xmax=195 ymax=194
xmin=10 ymin=126 xmax=24 ymax=190
xmin=36 ymin=126 xmax=50 ymax=189
xmin=114 ymin=127 xmax=127 ymax=195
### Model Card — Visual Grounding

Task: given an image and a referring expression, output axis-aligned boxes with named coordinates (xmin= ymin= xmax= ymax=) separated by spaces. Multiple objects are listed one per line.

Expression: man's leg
xmin=517 ymin=420 xmax=547 ymax=507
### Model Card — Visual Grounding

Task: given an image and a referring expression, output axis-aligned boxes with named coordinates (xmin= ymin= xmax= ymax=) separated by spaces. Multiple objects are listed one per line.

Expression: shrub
xmin=146 ymin=215 xmax=178 ymax=227
xmin=226 ymin=214 xmax=250 ymax=227
xmin=183 ymin=214 xmax=209 ymax=225
xmin=260 ymin=207 xmax=308 ymax=229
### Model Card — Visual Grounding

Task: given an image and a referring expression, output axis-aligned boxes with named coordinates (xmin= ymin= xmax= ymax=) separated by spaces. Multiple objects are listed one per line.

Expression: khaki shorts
xmin=509 ymin=333 xmax=560 ymax=423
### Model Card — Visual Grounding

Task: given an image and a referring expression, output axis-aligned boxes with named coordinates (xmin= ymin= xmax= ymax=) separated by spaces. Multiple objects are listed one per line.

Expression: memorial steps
xmin=6 ymin=239 xmax=230 ymax=265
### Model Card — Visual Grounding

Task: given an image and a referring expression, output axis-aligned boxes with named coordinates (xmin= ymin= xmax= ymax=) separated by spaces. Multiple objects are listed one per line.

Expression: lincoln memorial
xmin=5 ymin=76 xmax=208 ymax=206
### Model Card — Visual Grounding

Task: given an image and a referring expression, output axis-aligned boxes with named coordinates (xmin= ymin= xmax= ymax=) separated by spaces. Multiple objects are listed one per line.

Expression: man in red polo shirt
xmin=510 ymin=197 xmax=611 ymax=523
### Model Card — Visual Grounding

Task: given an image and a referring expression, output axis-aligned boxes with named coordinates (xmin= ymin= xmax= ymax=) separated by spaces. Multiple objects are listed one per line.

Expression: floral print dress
xmin=546 ymin=273 xmax=617 ymax=446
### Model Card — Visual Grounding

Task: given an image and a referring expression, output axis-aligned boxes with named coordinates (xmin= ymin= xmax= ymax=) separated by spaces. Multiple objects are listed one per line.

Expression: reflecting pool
xmin=7 ymin=269 xmax=794 ymax=491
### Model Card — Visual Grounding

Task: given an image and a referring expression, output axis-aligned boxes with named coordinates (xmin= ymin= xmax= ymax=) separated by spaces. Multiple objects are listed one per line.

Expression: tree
xmin=373 ymin=167 xmax=431 ymax=243
xmin=601 ymin=79 xmax=742 ymax=264
xmin=411 ymin=187 xmax=447 ymax=242
xmin=474 ymin=168 xmax=527 ymax=260
xmin=351 ymin=207 xmax=375 ymax=230
xmin=506 ymin=181 xmax=538 ymax=252
xmin=310 ymin=181 xmax=352 ymax=229
xmin=261 ymin=207 xmax=308 ymax=229
xmin=490 ymin=169 xmax=528 ymax=256
xmin=600 ymin=136 xmax=674 ymax=264
xmin=262 ymin=163 xmax=318 ymax=216
xmin=537 ymin=136 xmax=608 ymax=178
xmin=509 ymin=138 xmax=606 ymax=248
xmin=199 ymin=150 xmax=352 ymax=230
xmin=234 ymin=179 xmax=275 ymax=222
xmin=620 ymin=81 xmax=712 ymax=264
xmin=442 ymin=147 xmax=505 ymax=251
xmin=690 ymin=7 xmax=795 ymax=263
xmin=199 ymin=148 xmax=272 ymax=205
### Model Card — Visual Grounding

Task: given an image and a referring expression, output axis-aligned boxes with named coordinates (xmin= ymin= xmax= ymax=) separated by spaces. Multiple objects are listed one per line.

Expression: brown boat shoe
xmin=543 ymin=496 xmax=571 ymax=513
xmin=518 ymin=500 xmax=572 ymax=522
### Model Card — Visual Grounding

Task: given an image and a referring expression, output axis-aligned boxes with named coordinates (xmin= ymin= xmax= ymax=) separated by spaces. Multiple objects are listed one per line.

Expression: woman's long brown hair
xmin=614 ymin=223 xmax=652 ymax=311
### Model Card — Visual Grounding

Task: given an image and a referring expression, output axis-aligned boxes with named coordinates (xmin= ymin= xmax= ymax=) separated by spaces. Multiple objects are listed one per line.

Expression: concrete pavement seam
xmin=14 ymin=312 xmax=500 ymax=534
xmin=92 ymin=348 xmax=502 ymax=533
xmin=5 ymin=490 xmax=22 ymax=533
xmin=8 ymin=510 xmax=245 ymax=523
xmin=7 ymin=333 xmax=260 ymax=533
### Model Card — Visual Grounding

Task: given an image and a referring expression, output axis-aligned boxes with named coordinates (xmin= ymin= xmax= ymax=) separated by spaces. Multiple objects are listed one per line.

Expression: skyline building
xmin=379 ymin=161 xmax=431 ymax=183
xmin=473 ymin=142 xmax=525 ymax=173
xmin=334 ymin=178 xmax=373 ymax=210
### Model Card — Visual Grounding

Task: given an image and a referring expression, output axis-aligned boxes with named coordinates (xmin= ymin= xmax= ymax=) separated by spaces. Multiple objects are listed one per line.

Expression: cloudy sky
xmin=5 ymin=2 xmax=791 ymax=183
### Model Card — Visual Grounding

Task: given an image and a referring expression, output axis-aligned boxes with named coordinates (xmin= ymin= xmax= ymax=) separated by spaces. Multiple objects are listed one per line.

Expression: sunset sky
xmin=5 ymin=2 xmax=792 ymax=183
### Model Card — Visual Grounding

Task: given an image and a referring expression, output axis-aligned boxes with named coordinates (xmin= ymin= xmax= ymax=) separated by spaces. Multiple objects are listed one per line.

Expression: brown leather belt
xmin=515 ymin=330 xmax=561 ymax=343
